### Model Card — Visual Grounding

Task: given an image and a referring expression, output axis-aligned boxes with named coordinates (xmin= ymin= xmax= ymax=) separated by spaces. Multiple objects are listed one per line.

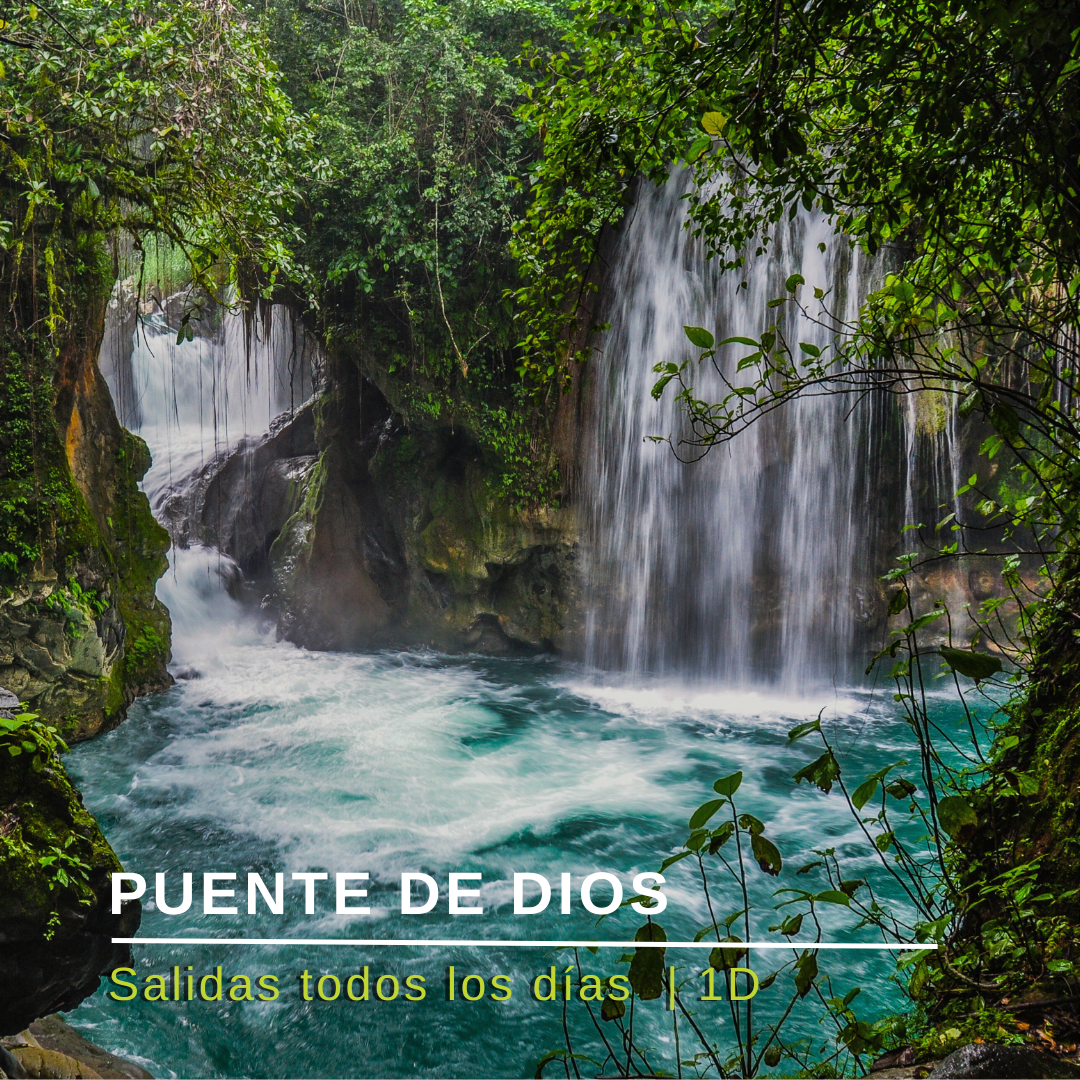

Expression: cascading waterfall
xmin=99 ymin=292 xmax=316 ymax=510
xmin=582 ymin=173 xmax=962 ymax=688
xmin=99 ymin=288 xmax=317 ymax=654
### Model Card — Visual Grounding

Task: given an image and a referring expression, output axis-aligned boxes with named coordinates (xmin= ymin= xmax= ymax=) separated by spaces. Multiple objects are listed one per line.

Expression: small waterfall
xmin=100 ymin=292 xmax=316 ymax=510
xmin=100 ymin=288 xmax=318 ymax=644
xmin=582 ymin=174 xmax=957 ymax=688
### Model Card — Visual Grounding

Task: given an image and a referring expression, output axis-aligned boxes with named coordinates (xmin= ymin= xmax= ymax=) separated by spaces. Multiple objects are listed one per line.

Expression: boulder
xmin=929 ymin=1043 xmax=1080 ymax=1079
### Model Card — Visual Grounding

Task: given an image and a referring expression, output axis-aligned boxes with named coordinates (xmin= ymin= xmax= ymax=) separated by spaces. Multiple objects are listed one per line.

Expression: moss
xmin=109 ymin=431 xmax=171 ymax=701
xmin=0 ymin=716 xmax=120 ymax=935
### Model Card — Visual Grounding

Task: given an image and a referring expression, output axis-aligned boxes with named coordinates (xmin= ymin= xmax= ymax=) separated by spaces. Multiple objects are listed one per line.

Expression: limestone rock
xmin=8 ymin=1046 xmax=99 ymax=1079
xmin=928 ymin=1043 xmax=1080 ymax=1079
xmin=156 ymin=372 xmax=582 ymax=655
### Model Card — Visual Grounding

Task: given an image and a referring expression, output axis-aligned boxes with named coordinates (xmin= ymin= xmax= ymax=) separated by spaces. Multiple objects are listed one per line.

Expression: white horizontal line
xmin=114 ymin=938 xmax=936 ymax=950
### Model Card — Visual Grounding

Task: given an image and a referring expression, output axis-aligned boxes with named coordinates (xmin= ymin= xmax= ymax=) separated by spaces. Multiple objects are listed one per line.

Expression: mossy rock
xmin=0 ymin=716 xmax=138 ymax=1035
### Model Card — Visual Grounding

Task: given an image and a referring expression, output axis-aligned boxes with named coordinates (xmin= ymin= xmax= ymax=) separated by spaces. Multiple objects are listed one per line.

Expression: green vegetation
xmin=261 ymin=0 xmax=570 ymax=500
xmin=509 ymin=0 xmax=1080 ymax=1067
xmin=0 ymin=0 xmax=305 ymax=726
xmin=0 ymin=0 xmax=305 ymax=575
xmin=0 ymin=708 xmax=107 ymax=933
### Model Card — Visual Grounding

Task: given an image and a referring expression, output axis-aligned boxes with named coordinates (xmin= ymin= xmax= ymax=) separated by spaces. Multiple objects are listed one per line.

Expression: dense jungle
xmin=2 ymin=0 xmax=1080 ymax=1077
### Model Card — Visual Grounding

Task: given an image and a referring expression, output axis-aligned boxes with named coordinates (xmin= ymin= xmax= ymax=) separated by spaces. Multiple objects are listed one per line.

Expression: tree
xmin=1 ymin=0 xmax=305 ymax=573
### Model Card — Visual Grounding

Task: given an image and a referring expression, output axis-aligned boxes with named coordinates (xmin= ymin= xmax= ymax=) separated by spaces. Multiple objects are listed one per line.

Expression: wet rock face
xmin=1 ymin=288 xmax=171 ymax=742
xmin=269 ymin=375 xmax=580 ymax=654
xmin=0 ymin=573 xmax=124 ymax=741
xmin=156 ymin=402 xmax=320 ymax=581
xmin=3 ymin=1013 xmax=152 ymax=1079
xmin=928 ymin=1044 xmax=1080 ymax=1078
xmin=157 ymin=369 xmax=581 ymax=654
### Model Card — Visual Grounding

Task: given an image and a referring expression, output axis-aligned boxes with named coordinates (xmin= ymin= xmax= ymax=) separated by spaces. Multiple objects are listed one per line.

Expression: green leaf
xmin=785 ymin=273 xmax=805 ymax=292
xmin=936 ymin=796 xmax=978 ymax=843
xmin=701 ymin=111 xmax=726 ymax=135
xmin=778 ymin=913 xmax=803 ymax=935
xmin=938 ymin=647 xmax=1003 ymax=683
xmin=659 ymin=850 xmax=693 ymax=872
xmin=888 ymin=587 xmax=909 ymax=615
xmin=686 ymin=829 xmax=709 ymax=852
xmin=788 ymin=718 xmax=821 ymax=742
xmin=793 ymin=751 xmax=840 ymax=794
xmin=686 ymin=135 xmax=711 ymax=162
xmin=885 ymin=778 xmax=917 ymax=800
xmin=708 ymin=821 xmax=735 ymax=854
xmin=958 ymin=388 xmax=982 ymax=418
xmin=988 ymin=400 xmax=1020 ymax=440
xmin=813 ymin=890 xmax=850 ymax=906
xmin=851 ymin=776 xmax=880 ymax=810
xmin=737 ymin=813 xmax=765 ymax=835
xmin=751 ymin=833 xmax=782 ymax=876
xmin=628 ymin=922 xmax=666 ymax=1000
xmin=1005 ymin=770 xmax=1040 ymax=797
xmin=684 ymin=325 xmax=715 ymax=349
xmin=713 ymin=771 xmax=743 ymax=797
xmin=794 ymin=950 xmax=818 ymax=997
xmin=709 ymin=937 xmax=746 ymax=970
xmin=908 ymin=609 xmax=946 ymax=633
xmin=600 ymin=994 xmax=625 ymax=1021
xmin=689 ymin=799 xmax=726 ymax=829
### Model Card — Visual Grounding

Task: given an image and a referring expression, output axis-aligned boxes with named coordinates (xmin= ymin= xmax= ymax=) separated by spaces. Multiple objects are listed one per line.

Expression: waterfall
xmin=100 ymin=288 xmax=317 ymax=653
xmin=100 ymin=292 xmax=316 ymax=511
xmin=582 ymin=173 xmax=956 ymax=689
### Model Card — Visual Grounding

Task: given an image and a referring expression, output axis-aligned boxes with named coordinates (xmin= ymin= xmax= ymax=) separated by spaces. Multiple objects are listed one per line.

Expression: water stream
xmin=61 ymin=189 xmax=965 ymax=1077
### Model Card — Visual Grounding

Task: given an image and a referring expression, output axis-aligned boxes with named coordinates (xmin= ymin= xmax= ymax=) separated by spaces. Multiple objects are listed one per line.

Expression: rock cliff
xmin=1 ymin=272 xmax=163 ymax=1034
xmin=161 ymin=351 xmax=581 ymax=654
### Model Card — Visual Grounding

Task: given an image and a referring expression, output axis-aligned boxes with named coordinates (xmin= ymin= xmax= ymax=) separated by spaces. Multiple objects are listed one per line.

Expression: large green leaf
xmin=1006 ymin=770 xmax=1040 ymax=797
xmin=751 ymin=833 xmax=782 ymax=876
xmin=709 ymin=936 xmax=746 ymax=970
xmin=713 ymin=771 xmax=743 ymax=797
xmin=701 ymin=112 xmax=726 ymax=135
xmin=683 ymin=325 xmax=715 ymax=349
xmin=936 ymin=796 xmax=978 ymax=843
xmin=939 ymin=647 xmax=1003 ymax=683
xmin=794 ymin=950 xmax=818 ymax=998
xmin=793 ymin=751 xmax=840 ymax=793
xmin=689 ymin=799 xmax=726 ymax=829
xmin=851 ymin=776 xmax=880 ymax=810
xmin=813 ymin=890 xmax=850 ymax=906
xmin=600 ymin=994 xmax=625 ymax=1021
xmin=628 ymin=923 xmax=667 ymax=1000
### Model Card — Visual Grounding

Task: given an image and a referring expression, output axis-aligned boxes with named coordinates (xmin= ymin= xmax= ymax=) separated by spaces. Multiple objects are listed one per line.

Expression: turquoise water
xmin=55 ymin=555 xmax=970 ymax=1078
